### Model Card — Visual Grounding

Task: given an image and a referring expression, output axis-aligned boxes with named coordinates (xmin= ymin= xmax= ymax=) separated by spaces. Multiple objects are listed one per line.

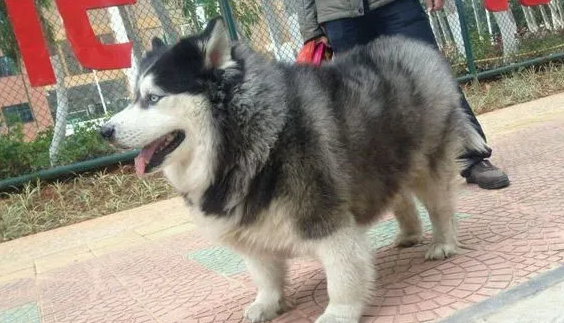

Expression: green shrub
xmin=57 ymin=121 xmax=116 ymax=165
xmin=0 ymin=120 xmax=116 ymax=180
xmin=468 ymin=31 xmax=500 ymax=62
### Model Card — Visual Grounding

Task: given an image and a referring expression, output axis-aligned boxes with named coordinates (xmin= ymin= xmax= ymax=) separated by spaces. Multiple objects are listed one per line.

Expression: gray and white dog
xmin=100 ymin=17 xmax=486 ymax=323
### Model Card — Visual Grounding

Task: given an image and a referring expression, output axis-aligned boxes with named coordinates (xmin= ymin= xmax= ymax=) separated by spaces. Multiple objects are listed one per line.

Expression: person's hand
xmin=297 ymin=35 xmax=332 ymax=65
xmin=425 ymin=0 xmax=444 ymax=11
xmin=312 ymin=36 xmax=330 ymax=47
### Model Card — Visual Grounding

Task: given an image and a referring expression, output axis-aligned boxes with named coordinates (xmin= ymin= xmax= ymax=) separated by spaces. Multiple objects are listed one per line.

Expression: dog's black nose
xmin=99 ymin=124 xmax=115 ymax=140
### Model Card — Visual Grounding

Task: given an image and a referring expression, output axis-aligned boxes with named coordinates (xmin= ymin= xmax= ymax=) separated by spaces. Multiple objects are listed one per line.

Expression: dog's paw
xmin=314 ymin=313 xmax=358 ymax=323
xmin=425 ymin=242 xmax=458 ymax=260
xmin=244 ymin=300 xmax=285 ymax=322
xmin=395 ymin=232 xmax=423 ymax=248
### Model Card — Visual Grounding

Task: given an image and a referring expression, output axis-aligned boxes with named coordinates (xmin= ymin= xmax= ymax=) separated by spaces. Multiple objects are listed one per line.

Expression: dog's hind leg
xmin=244 ymin=255 xmax=286 ymax=322
xmin=314 ymin=225 xmax=375 ymax=323
xmin=415 ymin=165 xmax=459 ymax=260
xmin=393 ymin=191 xmax=423 ymax=248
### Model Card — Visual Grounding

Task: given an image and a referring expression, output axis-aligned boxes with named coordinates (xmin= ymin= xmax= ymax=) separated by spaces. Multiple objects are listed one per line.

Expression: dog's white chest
xmin=185 ymin=201 xmax=312 ymax=258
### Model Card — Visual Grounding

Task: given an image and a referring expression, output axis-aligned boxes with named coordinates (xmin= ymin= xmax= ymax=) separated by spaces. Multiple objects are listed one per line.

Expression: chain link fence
xmin=429 ymin=0 xmax=564 ymax=76
xmin=1 ymin=0 xmax=563 ymax=186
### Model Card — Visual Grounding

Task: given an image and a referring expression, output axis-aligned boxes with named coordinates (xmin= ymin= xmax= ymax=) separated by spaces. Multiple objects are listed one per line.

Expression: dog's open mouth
xmin=134 ymin=131 xmax=185 ymax=175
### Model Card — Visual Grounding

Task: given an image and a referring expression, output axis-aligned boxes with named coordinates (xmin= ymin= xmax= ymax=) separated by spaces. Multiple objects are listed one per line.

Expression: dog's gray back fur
xmin=192 ymin=35 xmax=473 ymax=239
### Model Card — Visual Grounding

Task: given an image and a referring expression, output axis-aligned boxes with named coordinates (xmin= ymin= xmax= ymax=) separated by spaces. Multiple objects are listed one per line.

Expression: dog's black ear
xmin=151 ymin=37 xmax=166 ymax=50
xmin=200 ymin=16 xmax=232 ymax=69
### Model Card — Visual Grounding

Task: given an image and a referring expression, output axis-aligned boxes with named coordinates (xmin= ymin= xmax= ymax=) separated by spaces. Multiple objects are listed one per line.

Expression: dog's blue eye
xmin=148 ymin=94 xmax=162 ymax=103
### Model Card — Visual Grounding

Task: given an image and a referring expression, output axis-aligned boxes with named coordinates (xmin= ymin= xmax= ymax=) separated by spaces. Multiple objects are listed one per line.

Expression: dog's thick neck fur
xmin=198 ymin=46 xmax=287 ymax=220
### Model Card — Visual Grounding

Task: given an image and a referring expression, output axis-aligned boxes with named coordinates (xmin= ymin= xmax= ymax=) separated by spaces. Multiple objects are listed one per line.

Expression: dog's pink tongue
xmin=134 ymin=140 xmax=163 ymax=176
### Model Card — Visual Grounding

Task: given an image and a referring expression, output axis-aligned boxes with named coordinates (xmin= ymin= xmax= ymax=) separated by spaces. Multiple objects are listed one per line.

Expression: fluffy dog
xmin=100 ymin=17 xmax=485 ymax=323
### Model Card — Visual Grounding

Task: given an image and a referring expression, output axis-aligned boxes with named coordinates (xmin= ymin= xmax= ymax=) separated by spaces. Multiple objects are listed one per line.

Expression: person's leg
xmin=367 ymin=0 xmax=508 ymax=189
xmin=322 ymin=16 xmax=371 ymax=54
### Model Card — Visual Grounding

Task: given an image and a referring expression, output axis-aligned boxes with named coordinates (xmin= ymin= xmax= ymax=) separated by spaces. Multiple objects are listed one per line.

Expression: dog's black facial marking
xmin=142 ymin=17 xmax=232 ymax=97
xmin=136 ymin=39 xmax=168 ymax=86
xmin=136 ymin=93 xmax=154 ymax=110
xmin=149 ymin=39 xmax=207 ymax=95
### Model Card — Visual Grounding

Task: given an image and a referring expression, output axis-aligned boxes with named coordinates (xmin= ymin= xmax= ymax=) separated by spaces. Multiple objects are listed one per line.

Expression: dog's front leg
xmin=314 ymin=226 xmax=375 ymax=323
xmin=243 ymin=255 xmax=286 ymax=322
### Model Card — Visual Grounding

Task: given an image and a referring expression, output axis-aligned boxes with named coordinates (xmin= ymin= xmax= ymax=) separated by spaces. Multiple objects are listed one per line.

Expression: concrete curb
xmin=438 ymin=264 xmax=564 ymax=323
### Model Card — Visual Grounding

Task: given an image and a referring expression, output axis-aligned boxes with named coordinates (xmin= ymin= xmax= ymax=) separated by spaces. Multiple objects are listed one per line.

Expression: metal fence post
xmin=454 ymin=0 xmax=478 ymax=80
xmin=218 ymin=0 xmax=239 ymax=41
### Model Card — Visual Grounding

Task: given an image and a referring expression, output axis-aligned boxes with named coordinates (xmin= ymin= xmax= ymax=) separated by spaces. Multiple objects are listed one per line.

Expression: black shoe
xmin=465 ymin=160 xmax=510 ymax=190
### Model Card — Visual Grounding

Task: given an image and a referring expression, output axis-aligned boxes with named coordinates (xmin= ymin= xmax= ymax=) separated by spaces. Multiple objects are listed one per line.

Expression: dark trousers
xmin=323 ymin=0 xmax=492 ymax=175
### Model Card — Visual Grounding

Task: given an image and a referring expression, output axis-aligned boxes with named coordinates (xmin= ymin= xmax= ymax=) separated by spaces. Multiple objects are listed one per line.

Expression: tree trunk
xmin=548 ymin=0 xmax=564 ymax=29
xmin=117 ymin=7 xmax=144 ymax=59
xmin=522 ymin=6 xmax=540 ymax=32
xmin=150 ymin=0 xmax=180 ymax=44
xmin=186 ymin=2 xmax=202 ymax=33
xmin=429 ymin=12 xmax=445 ymax=48
xmin=493 ymin=10 xmax=518 ymax=58
xmin=283 ymin=0 xmax=303 ymax=58
xmin=486 ymin=10 xmax=494 ymax=42
xmin=471 ymin=0 xmax=484 ymax=38
xmin=108 ymin=6 xmax=142 ymax=90
xmin=49 ymin=54 xmax=69 ymax=166
xmin=558 ymin=0 xmax=564 ymax=24
xmin=539 ymin=4 xmax=553 ymax=29
xmin=261 ymin=0 xmax=288 ymax=61
xmin=438 ymin=11 xmax=455 ymax=45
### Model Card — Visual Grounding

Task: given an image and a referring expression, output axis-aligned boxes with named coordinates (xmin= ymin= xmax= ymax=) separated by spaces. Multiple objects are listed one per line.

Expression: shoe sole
xmin=466 ymin=177 xmax=510 ymax=190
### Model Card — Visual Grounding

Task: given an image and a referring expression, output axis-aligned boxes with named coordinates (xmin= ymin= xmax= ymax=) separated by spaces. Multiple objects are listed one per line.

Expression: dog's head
xmin=99 ymin=17 xmax=234 ymax=176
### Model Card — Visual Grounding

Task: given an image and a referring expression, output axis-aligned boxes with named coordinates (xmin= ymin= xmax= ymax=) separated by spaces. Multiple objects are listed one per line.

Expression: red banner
xmin=4 ymin=0 xmax=137 ymax=87
xmin=5 ymin=0 xmax=56 ymax=86
xmin=55 ymin=0 xmax=135 ymax=70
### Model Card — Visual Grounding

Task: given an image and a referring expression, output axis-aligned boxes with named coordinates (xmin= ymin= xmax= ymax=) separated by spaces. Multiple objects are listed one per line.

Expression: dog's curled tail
xmin=456 ymin=109 xmax=491 ymax=171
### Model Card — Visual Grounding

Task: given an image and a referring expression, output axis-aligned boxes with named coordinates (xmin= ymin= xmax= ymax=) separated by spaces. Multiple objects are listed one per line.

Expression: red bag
xmin=296 ymin=41 xmax=332 ymax=66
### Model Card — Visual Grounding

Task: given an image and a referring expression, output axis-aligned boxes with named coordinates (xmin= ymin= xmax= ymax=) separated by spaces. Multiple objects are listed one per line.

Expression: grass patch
xmin=463 ymin=63 xmax=564 ymax=114
xmin=0 ymin=166 xmax=176 ymax=242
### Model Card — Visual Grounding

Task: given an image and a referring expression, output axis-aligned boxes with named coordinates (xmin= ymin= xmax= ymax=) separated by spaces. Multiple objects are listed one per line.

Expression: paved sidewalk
xmin=2 ymin=92 xmax=564 ymax=323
